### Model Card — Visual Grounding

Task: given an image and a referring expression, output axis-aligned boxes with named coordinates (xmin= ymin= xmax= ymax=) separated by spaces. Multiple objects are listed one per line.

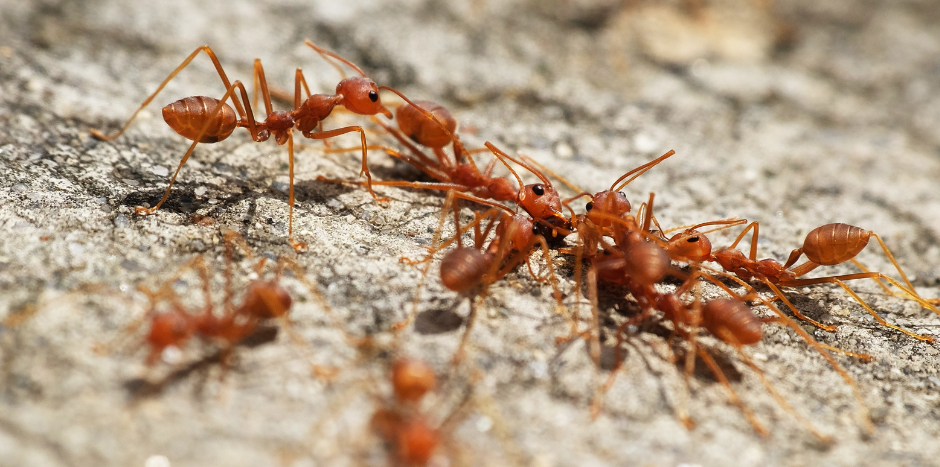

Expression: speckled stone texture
xmin=1 ymin=1 xmax=940 ymax=466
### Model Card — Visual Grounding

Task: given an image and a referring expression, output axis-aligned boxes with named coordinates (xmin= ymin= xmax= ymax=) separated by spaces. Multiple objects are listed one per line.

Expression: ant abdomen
xmin=391 ymin=359 xmax=436 ymax=404
xmin=622 ymin=241 xmax=670 ymax=286
xmin=240 ymin=281 xmax=292 ymax=319
xmin=440 ymin=247 xmax=490 ymax=292
xmin=162 ymin=96 xmax=237 ymax=143
xmin=396 ymin=100 xmax=458 ymax=149
xmin=802 ymin=223 xmax=871 ymax=266
xmin=702 ymin=298 xmax=763 ymax=346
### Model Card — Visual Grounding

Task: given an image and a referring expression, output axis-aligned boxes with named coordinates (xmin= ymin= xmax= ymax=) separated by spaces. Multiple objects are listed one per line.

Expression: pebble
xmin=114 ymin=214 xmax=129 ymax=228
xmin=151 ymin=165 xmax=169 ymax=177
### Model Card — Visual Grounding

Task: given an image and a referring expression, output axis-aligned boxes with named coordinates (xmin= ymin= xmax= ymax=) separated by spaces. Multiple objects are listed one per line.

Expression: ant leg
xmin=135 ymin=81 xmax=258 ymax=216
xmin=393 ymin=190 xmax=462 ymax=331
xmin=697 ymin=347 xmax=769 ymax=437
xmin=761 ymin=281 xmax=838 ymax=332
xmin=532 ymin=235 xmax=571 ymax=323
xmin=306 ymin=126 xmax=388 ymax=202
xmin=734 ymin=345 xmax=833 ymax=443
xmin=780 ymin=274 xmax=934 ymax=343
xmin=285 ymin=133 xmax=309 ymax=252
xmin=737 ymin=280 xmax=874 ymax=434
xmin=727 ymin=222 xmax=760 ymax=260
xmin=318 ymin=178 xmax=472 ymax=194
xmin=92 ymin=46 xmax=248 ymax=140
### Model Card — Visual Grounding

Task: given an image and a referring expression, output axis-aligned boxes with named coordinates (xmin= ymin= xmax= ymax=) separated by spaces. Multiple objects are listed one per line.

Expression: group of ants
xmin=86 ymin=40 xmax=940 ymax=464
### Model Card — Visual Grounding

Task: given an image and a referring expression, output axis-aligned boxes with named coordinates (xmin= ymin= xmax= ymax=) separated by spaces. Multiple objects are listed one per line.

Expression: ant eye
xmin=532 ymin=184 xmax=545 ymax=196
xmin=687 ymin=236 xmax=699 ymax=243
xmin=368 ymin=90 xmax=378 ymax=102
xmin=585 ymin=202 xmax=593 ymax=211
xmin=532 ymin=225 xmax=539 ymax=234
xmin=618 ymin=191 xmax=625 ymax=197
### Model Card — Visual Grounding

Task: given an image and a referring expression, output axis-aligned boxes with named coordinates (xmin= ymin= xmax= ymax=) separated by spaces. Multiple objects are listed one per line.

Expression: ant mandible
xmin=91 ymin=40 xmax=431 ymax=251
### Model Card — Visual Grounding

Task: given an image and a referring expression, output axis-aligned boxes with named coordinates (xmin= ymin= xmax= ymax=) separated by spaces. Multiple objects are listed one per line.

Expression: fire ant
xmin=319 ymin=99 xmax=570 ymax=230
xmin=397 ymin=190 xmax=566 ymax=363
xmin=582 ymin=212 xmax=874 ymax=439
xmin=370 ymin=358 xmax=442 ymax=466
xmin=90 ymin=41 xmax=430 ymax=251
xmin=115 ymin=230 xmax=326 ymax=395
xmin=663 ymin=220 xmax=940 ymax=343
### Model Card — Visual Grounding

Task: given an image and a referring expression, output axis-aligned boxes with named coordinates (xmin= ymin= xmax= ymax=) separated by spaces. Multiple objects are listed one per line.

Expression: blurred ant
xmin=114 ymin=231 xmax=326 ymax=395
xmin=91 ymin=41 xmax=433 ymax=251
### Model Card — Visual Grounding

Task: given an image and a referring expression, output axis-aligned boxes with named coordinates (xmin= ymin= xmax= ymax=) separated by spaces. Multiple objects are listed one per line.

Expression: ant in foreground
xmin=321 ymin=99 xmax=570 ymax=231
xmin=664 ymin=220 xmax=940 ymax=343
xmin=91 ymin=41 xmax=433 ymax=251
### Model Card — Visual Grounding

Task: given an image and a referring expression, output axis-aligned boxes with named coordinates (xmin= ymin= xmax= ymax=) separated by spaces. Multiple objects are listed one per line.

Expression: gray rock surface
xmin=2 ymin=0 xmax=940 ymax=466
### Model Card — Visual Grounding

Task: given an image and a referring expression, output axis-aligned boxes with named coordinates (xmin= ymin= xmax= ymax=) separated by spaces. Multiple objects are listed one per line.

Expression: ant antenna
xmin=486 ymin=143 xmax=553 ymax=187
xmin=304 ymin=40 xmax=366 ymax=77
xmin=610 ymin=150 xmax=676 ymax=192
xmin=483 ymin=142 xmax=526 ymax=190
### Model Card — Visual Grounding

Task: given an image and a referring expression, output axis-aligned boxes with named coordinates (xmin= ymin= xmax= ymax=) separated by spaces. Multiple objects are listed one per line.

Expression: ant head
xmin=391 ymin=359 xmax=436 ymax=404
xmin=518 ymin=183 xmax=566 ymax=228
xmin=585 ymin=190 xmax=631 ymax=228
xmin=242 ymin=281 xmax=292 ymax=319
xmin=666 ymin=229 xmax=712 ymax=262
xmin=336 ymin=77 xmax=392 ymax=118
xmin=396 ymin=100 xmax=457 ymax=149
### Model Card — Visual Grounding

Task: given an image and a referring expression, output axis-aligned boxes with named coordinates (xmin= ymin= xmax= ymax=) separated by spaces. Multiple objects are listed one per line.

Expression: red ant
xmin=319 ymin=99 xmax=570 ymax=230
xmin=393 ymin=188 xmax=567 ymax=363
xmin=370 ymin=358 xmax=442 ymax=466
xmin=582 ymin=211 xmax=874 ymax=439
xmin=368 ymin=357 xmax=520 ymax=466
xmin=662 ymin=220 xmax=940 ymax=343
xmin=122 ymin=230 xmax=323 ymax=380
xmin=91 ymin=41 xmax=433 ymax=251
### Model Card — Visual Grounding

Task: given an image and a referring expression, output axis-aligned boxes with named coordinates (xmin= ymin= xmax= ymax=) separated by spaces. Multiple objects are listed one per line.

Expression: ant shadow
xmin=123 ymin=325 xmax=279 ymax=399
xmin=414 ymin=307 xmax=464 ymax=335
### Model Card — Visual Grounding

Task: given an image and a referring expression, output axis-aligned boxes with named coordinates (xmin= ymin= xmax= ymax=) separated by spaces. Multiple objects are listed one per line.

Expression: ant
xmin=91 ymin=41 xmax=434 ymax=251
xmin=320 ymin=99 xmax=570 ymax=231
xmin=395 ymin=189 xmax=567 ymax=363
xmin=119 ymin=230 xmax=323 ymax=388
xmin=370 ymin=358 xmax=442 ymax=466
xmin=663 ymin=220 xmax=940 ymax=343
xmin=584 ymin=212 xmax=874 ymax=439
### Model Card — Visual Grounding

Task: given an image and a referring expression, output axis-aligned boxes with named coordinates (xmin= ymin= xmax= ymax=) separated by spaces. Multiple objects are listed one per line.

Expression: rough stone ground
xmin=2 ymin=0 xmax=940 ymax=466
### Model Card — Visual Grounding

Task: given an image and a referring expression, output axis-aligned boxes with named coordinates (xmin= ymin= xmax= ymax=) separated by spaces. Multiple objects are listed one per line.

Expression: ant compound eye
xmin=532 ymin=225 xmax=539 ymax=234
xmin=585 ymin=202 xmax=593 ymax=211
xmin=687 ymin=236 xmax=699 ymax=243
xmin=368 ymin=90 xmax=378 ymax=102
xmin=618 ymin=191 xmax=626 ymax=197
xmin=532 ymin=184 xmax=545 ymax=196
